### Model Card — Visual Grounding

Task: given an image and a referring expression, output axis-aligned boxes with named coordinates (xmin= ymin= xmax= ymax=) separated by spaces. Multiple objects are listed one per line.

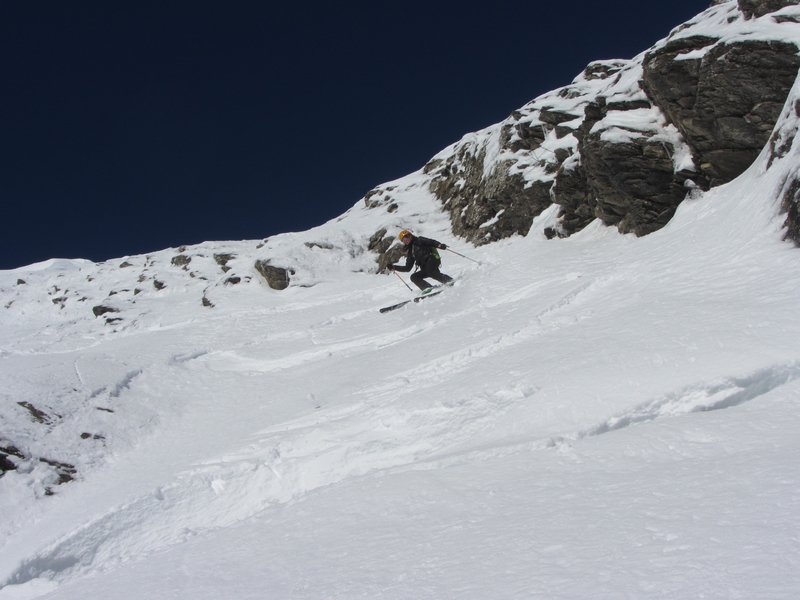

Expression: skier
xmin=388 ymin=230 xmax=453 ymax=291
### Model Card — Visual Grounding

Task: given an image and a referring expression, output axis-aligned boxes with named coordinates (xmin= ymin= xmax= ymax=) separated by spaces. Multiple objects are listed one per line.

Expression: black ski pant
xmin=410 ymin=261 xmax=453 ymax=291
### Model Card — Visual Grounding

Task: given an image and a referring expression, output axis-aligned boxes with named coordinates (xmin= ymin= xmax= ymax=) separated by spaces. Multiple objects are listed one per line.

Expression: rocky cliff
xmin=362 ymin=0 xmax=800 ymax=262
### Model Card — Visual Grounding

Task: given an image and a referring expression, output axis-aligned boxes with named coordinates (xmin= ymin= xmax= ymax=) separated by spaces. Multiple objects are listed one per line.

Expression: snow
xmin=3 ymin=5 xmax=800 ymax=600
xmin=665 ymin=0 xmax=800 ymax=52
xmin=2 ymin=123 xmax=800 ymax=597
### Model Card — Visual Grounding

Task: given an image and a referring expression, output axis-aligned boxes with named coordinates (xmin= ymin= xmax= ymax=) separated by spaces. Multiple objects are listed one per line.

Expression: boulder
xmin=254 ymin=260 xmax=292 ymax=290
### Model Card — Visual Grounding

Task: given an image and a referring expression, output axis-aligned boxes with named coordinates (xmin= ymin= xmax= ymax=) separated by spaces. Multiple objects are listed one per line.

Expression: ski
xmin=379 ymin=289 xmax=444 ymax=313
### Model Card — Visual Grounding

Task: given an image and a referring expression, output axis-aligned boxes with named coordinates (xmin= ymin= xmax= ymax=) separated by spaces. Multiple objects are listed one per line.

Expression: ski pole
xmin=391 ymin=268 xmax=414 ymax=291
xmin=446 ymin=248 xmax=481 ymax=265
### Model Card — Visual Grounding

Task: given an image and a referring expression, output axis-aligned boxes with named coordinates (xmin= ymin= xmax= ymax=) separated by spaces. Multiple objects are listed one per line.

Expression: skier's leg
xmin=426 ymin=263 xmax=453 ymax=285
xmin=431 ymin=272 xmax=453 ymax=285
xmin=410 ymin=271 xmax=429 ymax=291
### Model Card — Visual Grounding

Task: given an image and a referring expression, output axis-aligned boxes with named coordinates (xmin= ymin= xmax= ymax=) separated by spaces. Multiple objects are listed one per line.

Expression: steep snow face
xmin=1 ymin=69 xmax=800 ymax=598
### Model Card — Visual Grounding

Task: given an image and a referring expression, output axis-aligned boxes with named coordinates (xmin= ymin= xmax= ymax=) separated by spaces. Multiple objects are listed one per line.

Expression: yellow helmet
xmin=398 ymin=229 xmax=412 ymax=241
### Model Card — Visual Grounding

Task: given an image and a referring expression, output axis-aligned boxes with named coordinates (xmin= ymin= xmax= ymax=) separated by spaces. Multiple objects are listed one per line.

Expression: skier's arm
xmin=391 ymin=252 xmax=414 ymax=272
xmin=418 ymin=237 xmax=448 ymax=250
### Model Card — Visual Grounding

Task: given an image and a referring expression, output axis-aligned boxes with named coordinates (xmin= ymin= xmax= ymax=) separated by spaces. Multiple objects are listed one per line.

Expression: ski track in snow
xmin=5 ymin=357 xmax=798 ymax=588
xmin=413 ymin=361 xmax=800 ymax=469
xmin=2 ymin=228 xmax=799 ymax=592
xmin=4 ymin=211 xmax=799 ymax=585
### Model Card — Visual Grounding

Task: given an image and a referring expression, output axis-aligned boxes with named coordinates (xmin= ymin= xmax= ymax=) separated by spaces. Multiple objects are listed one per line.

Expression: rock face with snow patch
xmin=571 ymin=95 xmax=696 ymax=236
xmin=254 ymin=260 xmax=291 ymax=290
xmin=550 ymin=1 xmax=800 ymax=237
xmin=362 ymin=0 xmax=800 ymax=245
xmin=766 ymin=73 xmax=800 ymax=244
xmin=739 ymin=0 xmax=800 ymax=19
xmin=425 ymin=144 xmax=554 ymax=246
xmin=641 ymin=36 xmax=800 ymax=187
xmin=553 ymin=22 xmax=800 ymax=236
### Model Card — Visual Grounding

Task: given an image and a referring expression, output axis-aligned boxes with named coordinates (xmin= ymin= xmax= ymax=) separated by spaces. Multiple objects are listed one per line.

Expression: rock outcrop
xmin=426 ymin=144 xmax=555 ymax=246
xmin=739 ymin=0 xmax=799 ymax=19
xmin=551 ymin=1 xmax=800 ymax=237
xmin=361 ymin=0 xmax=800 ymax=255
xmin=641 ymin=37 xmax=800 ymax=187
xmin=254 ymin=260 xmax=292 ymax=290
xmin=767 ymin=77 xmax=800 ymax=244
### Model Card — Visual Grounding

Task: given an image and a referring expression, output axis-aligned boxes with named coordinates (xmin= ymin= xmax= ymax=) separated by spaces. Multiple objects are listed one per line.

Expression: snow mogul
xmin=387 ymin=230 xmax=453 ymax=291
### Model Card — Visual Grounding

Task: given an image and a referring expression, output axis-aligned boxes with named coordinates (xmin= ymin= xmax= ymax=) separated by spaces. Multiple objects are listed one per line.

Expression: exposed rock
xmin=357 ymin=5 xmax=800 ymax=244
xmin=739 ymin=0 xmax=799 ymax=19
xmin=214 ymin=253 xmax=235 ymax=266
xmin=153 ymin=279 xmax=166 ymax=290
xmin=368 ymin=228 xmax=404 ymax=271
xmin=40 ymin=457 xmax=76 ymax=490
xmin=779 ymin=171 xmax=800 ymax=244
xmin=0 ymin=441 xmax=24 ymax=475
xmin=379 ymin=244 xmax=406 ymax=273
xmin=171 ymin=254 xmax=191 ymax=267
xmin=214 ymin=253 xmax=235 ymax=273
xmin=783 ymin=182 xmax=800 ymax=244
xmin=0 ymin=452 xmax=16 ymax=474
xmin=551 ymin=158 xmax=596 ymax=236
xmin=642 ymin=38 xmax=800 ymax=187
xmin=581 ymin=60 xmax=627 ymax=81
xmin=583 ymin=100 xmax=696 ymax=235
xmin=0 ymin=440 xmax=74 ymax=492
xmin=768 ymin=97 xmax=800 ymax=168
xmin=17 ymin=401 xmax=53 ymax=424
xmin=550 ymin=92 xmax=694 ymax=236
xmin=92 ymin=305 xmax=119 ymax=317
xmin=427 ymin=144 xmax=554 ymax=245
xmin=368 ymin=229 xmax=388 ymax=252
xmin=587 ymin=139 xmax=690 ymax=235
xmin=363 ymin=186 xmax=398 ymax=209
xmin=254 ymin=260 xmax=292 ymax=290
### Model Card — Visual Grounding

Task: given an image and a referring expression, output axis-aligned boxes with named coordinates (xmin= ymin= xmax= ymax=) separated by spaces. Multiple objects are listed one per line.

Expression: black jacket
xmin=392 ymin=236 xmax=443 ymax=272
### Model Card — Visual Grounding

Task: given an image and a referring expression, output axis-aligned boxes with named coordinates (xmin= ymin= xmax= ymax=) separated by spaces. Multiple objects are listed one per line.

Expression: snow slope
xmin=2 ymin=10 xmax=800 ymax=600
xmin=2 ymin=128 xmax=799 ymax=597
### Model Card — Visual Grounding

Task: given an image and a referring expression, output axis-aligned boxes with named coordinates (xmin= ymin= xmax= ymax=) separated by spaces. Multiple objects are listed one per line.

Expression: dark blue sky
xmin=0 ymin=0 xmax=711 ymax=269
